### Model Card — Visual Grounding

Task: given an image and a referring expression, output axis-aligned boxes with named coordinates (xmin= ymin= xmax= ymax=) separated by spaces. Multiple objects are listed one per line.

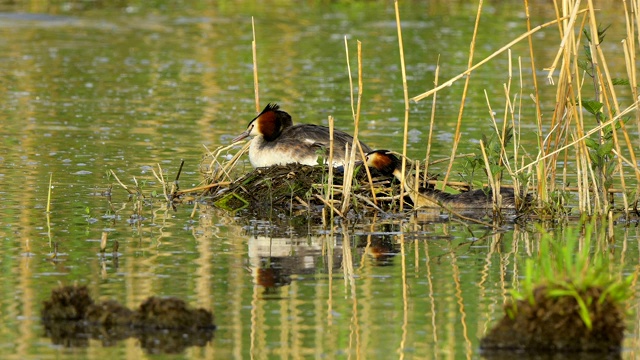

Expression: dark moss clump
xmin=480 ymin=285 xmax=624 ymax=353
xmin=41 ymin=284 xmax=94 ymax=321
xmin=133 ymin=296 xmax=215 ymax=330
xmin=85 ymin=300 xmax=134 ymax=327
xmin=41 ymin=285 xmax=215 ymax=353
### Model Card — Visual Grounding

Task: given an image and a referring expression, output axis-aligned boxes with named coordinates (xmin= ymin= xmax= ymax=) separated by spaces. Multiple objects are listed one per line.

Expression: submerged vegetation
xmin=480 ymin=223 xmax=633 ymax=352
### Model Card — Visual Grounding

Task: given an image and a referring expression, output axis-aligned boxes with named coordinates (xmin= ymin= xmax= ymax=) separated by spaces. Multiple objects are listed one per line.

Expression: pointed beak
xmin=232 ymin=130 xmax=251 ymax=143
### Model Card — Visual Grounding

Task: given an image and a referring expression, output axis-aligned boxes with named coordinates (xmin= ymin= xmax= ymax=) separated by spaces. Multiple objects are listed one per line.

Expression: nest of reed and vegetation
xmin=194 ymin=143 xmax=425 ymax=218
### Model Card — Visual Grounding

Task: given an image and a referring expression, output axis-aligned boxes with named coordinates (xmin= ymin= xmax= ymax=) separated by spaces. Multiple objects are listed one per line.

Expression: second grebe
xmin=366 ymin=150 xmax=527 ymax=209
xmin=233 ymin=103 xmax=372 ymax=167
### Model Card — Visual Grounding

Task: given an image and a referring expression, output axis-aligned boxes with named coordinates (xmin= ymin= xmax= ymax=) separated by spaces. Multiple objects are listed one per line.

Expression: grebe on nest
xmin=233 ymin=103 xmax=372 ymax=168
xmin=366 ymin=150 xmax=529 ymax=209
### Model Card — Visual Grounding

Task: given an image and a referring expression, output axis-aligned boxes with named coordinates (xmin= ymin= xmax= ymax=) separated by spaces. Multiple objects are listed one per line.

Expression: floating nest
xmin=480 ymin=284 xmax=624 ymax=354
xmin=41 ymin=285 xmax=215 ymax=353
xmin=181 ymin=145 xmax=534 ymax=221
xmin=204 ymin=162 xmax=409 ymax=217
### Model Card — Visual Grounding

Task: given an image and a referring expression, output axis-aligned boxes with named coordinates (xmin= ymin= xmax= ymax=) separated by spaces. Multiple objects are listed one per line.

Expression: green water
xmin=0 ymin=1 xmax=638 ymax=359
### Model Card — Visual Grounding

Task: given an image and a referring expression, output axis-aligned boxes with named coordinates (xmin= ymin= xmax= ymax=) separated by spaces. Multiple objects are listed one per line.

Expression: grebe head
xmin=366 ymin=150 xmax=401 ymax=176
xmin=233 ymin=103 xmax=293 ymax=143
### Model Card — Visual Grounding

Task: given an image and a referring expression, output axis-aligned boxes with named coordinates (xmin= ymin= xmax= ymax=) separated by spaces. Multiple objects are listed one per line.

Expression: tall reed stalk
xmin=252 ymin=17 xmax=260 ymax=112
xmin=394 ymin=0 xmax=410 ymax=211
xmin=423 ymin=57 xmax=440 ymax=187
xmin=340 ymin=39 xmax=364 ymax=215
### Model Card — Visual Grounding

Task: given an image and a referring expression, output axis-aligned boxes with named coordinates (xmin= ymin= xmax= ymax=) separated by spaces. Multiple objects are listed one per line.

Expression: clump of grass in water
xmin=480 ymin=223 xmax=632 ymax=353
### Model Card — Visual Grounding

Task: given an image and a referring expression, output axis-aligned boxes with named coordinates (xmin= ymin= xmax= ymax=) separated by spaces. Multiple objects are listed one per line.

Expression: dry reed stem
xmin=586 ymin=0 xmax=631 ymax=211
xmin=440 ymin=0 xmax=483 ymax=192
xmin=295 ymin=195 xmax=309 ymax=209
xmin=100 ymin=232 xmax=108 ymax=252
xmin=109 ymin=170 xmax=134 ymax=194
xmin=574 ymin=136 xmax=585 ymax=212
xmin=343 ymin=38 xmax=374 ymax=196
xmin=622 ymin=38 xmax=640 ymax=198
xmin=348 ymin=66 xmax=377 ymax=209
xmin=340 ymin=39 xmax=364 ymax=214
xmin=591 ymin=2 xmax=636 ymax=210
xmin=414 ymin=160 xmax=420 ymax=199
xmin=410 ymin=9 xmax=588 ymax=102
xmin=353 ymin=193 xmax=383 ymax=212
xmin=546 ymin=13 xmax=579 ymax=195
xmin=515 ymin=57 xmax=529 ymax=198
xmin=526 ymin=0 xmax=547 ymax=205
xmin=623 ymin=0 xmax=640 ymax=137
xmin=502 ymin=49 xmax=512 ymax=171
xmin=544 ymin=0 xmax=582 ymax=85
xmin=394 ymin=0 xmax=410 ymax=211
xmin=340 ymin=143 xmax=355 ymax=215
xmin=315 ymin=194 xmax=344 ymax=218
xmin=326 ymin=115 xmax=335 ymax=205
xmin=251 ymin=17 xmax=260 ymax=112
xmin=151 ymin=164 xmax=169 ymax=202
xmin=205 ymin=142 xmax=251 ymax=183
xmin=612 ymin=149 xmax=640 ymax=177
xmin=351 ymin=43 xmax=371 ymax=211
xmin=479 ymin=140 xmax=500 ymax=209
xmin=556 ymin=185 xmax=633 ymax=194
xmin=46 ymin=172 xmax=53 ymax=213
xmin=423 ymin=55 xmax=440 ymax=187
xmin=516 ymin=100 xmax=640 ymax=174
xmin=176 ymin=181 xmax=232 ymax=195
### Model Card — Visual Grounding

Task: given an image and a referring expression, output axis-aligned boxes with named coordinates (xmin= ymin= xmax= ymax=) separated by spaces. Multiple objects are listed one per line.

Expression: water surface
xmin=0 ymin=1 xmax=638 ymax=359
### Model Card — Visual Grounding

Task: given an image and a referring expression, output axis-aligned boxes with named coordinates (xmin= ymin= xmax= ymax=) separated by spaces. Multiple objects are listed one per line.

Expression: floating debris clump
xmin=41 ymin=284 xmax=94 ymax=321
xmin=133 ymin=296 xmax=214 ymax=330
xmin=41 ymin=285 xmax=215 ymax=353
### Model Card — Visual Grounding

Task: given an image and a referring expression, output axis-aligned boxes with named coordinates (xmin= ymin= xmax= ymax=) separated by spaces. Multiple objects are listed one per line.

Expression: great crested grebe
xmin=232 ymin=103 xmax=372 ymax=167
xmin=366 ymin=150 xmax=527 ymax=209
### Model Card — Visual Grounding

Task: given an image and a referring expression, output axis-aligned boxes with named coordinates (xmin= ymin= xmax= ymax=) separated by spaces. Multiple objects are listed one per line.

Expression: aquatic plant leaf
xmin=596 ymin=141 xmax=614 ymax=158
xmin=584 ymin=137 xmax=598 ymax=150
xmin=577 ymin=59 xmax=590 ymax=72
xmin=612 ymin=78 xmax=630 ymax=85
xmin=599 ymin=275 xmax=634 ymax=305
xmin=432 ymin=181 xmax=460 ymax=194
xmin=582 ymin=100 xmax=603 ymax=116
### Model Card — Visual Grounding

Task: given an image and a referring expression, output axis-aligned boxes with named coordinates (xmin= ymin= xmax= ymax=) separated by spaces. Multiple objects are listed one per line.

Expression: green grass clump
xmin=482 ymin=220 xmax=633 ymax=352
xmin=510 ymin=222 xmax=633 ymax=330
